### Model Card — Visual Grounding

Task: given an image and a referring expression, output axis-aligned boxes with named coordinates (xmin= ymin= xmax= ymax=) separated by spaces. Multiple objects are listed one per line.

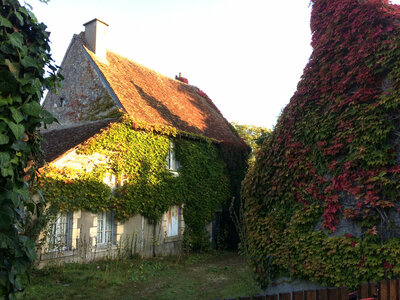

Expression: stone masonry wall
xmin=42 ymin=35 xmax=121 ymax=129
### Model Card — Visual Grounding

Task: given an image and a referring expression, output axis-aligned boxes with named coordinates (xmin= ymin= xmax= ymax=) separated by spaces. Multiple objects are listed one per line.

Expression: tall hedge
xmin=0 ymin=0 xmax=60 ymax=298
xmin=243 ymin=0 xmax=400 ymax=288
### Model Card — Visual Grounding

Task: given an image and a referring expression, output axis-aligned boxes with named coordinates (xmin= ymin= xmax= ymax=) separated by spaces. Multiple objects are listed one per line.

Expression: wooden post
xmin=360 ymin=283 xmax=369 ymax=298
xmin=327 ymin=288 xmax=338 ymax=299
xmin=279 ymin=293 xmax=290 ymax=300
xmin=369 ymin=282 xmax=378 ymax=298
xmin=293 ymin=291 xmax=305 ymax=300
xmin=389 ymin=279 xmax=398 ymax=300
xmin=316 ymin=289 xmax=328 ymax=300
xmin=305 ymin=290 xmax=316 ymax=300
xmin=338 ymin=287 xmax=348 ymax=300
xmin=379 ymin=280 xmax=389 ymax=300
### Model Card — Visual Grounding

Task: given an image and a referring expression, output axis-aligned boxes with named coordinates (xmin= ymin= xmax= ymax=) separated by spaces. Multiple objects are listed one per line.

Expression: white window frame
xmin=166 ymin=142 xmax=180 ymax=172
xmin=97 ymin=211 xmax=115 ymax=245
xmin=47 ymin=212 xmax=71 ymax=251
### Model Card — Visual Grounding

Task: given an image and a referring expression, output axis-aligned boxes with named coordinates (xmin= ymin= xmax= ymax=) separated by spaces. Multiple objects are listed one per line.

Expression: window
xmin=166 ymin=142 xmax=180 ymax=171
xmin=97 ymin=211 xmax=115 ymax=245
xmin=47 ymin=212 xmax=71 ymax=251
xmin=164 ymin=206 xmax=180 ymax=238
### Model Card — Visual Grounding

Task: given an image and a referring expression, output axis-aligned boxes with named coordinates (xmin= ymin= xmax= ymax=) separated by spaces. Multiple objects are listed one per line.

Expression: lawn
xmin=25 ymin=251 xmax=262 ymax=299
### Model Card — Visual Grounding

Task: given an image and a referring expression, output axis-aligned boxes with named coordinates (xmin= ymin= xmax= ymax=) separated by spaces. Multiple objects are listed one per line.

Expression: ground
xmin=25 ymin=251 xmax=262 ymax=299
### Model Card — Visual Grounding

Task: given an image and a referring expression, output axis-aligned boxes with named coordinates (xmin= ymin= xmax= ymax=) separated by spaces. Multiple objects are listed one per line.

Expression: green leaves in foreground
xmin=0 ymin=0 xmax=61 ymax=298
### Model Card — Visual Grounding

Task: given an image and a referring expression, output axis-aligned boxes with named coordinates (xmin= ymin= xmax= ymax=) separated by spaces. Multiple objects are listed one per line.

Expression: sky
xmin=27 ymin=0 xmax=400 ymax=129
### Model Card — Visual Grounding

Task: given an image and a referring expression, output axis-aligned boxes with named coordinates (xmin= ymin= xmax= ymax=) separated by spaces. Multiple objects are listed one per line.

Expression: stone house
xmin=38 ymin=19 xmax=248 ymax=264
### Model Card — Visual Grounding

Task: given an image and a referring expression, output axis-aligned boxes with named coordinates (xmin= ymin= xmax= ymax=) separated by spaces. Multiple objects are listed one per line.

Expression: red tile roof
xmin=83 ymin=44 xmax=245 ymax=147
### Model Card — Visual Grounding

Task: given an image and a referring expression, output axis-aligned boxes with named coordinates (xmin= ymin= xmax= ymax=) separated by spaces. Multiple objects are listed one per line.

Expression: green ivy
xmin=0 ymin=0 xmax=61 ymax=298
xmin=38 ymin=115 xmax=230 ymax=250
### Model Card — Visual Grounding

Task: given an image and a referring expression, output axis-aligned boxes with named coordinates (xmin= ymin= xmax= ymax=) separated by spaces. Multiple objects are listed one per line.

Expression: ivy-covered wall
xmin=243 ymin=0 xmax=400 ymax=289
xmin=38 ymin=115 xmax=230 ymax=249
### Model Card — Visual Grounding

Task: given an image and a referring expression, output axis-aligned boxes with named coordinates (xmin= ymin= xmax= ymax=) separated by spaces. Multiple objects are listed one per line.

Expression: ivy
xmin=0 ymin=0 xmax=61 ymax=298
xmin=38 ymin=115 xmax=230 ymax=250
xmin=243 ymin=0 xmax=400 ymax=289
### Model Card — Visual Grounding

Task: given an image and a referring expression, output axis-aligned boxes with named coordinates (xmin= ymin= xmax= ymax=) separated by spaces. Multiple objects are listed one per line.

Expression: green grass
xmin=24 ymin=251 xmax=262 ymax=299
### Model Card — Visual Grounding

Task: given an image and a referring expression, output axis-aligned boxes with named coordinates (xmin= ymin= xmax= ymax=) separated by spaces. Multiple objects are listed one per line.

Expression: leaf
xmin=8 ymin=122 xmax=25 ymax=140
xmin=13 ymin=11 xmax=24 ymax=26
xmin=0 ymin=152 xmax=10 ymax=166
xmin=7 ymin=32 xmax=24 ymax=50
xmin=40 ymin=109 xmax=57 ymax=124
xmin=0 ymin=15 xmax=12 ymax=28
xmin=1 ymin=166 xmax=13 ymax=178
xmin=21 ymin=101 xmax=41 ymax=117
xmin=15 ymin=188 xmax=29 ymax=201
xmin=4 ymin=59 xmax=20 ymax=77
xmin=9 ymin=107 xmax=24 ymax=124
xmin=0 ymin=134 xmax=9 ymax=145
xmin=21 ymin=56 xmax=38 ymax=69
xmin=0 ymin=210 xmax=12 ymax=230
xmin=0 ymin=97 xmax=12 ymax=107
xmin=11 ymin=140 xmax=28 ymax=151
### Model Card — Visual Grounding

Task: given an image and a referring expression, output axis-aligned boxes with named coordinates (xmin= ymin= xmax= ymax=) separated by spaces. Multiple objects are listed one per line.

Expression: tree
xmin=231 ymin=122 xmax=270 ymax=164
xmin=0 ymin=0 xmax=60 ymax=298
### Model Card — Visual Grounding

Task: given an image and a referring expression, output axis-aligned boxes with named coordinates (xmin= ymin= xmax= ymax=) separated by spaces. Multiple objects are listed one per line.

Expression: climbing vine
xmin=243 ymin=0 xmax=400 ymax=288
xmin=38 ymin=115 xmax=230 ymax=250
xmin=0 ymin=0 xmax=61 ymax=298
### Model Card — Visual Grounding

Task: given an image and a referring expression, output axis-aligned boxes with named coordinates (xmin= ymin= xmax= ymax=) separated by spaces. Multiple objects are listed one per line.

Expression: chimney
xmin=83 ymin=18 xmax=109 ymax=62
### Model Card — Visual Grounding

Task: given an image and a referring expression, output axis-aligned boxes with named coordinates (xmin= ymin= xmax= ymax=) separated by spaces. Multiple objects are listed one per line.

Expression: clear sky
xmin=28 ymin=0 xmax=400 ymax=129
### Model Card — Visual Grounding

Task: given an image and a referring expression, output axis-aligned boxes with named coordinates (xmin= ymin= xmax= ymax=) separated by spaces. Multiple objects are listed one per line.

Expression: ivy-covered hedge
xmin=38 ymin=115 xmax=230 ymax=249
xmin=243 ymin=0 xmax=400 ymax=288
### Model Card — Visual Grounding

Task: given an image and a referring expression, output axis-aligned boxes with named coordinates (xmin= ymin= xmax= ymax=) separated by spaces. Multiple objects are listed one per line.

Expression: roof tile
xmin=84 ymin=45 xmax=244 ymax=146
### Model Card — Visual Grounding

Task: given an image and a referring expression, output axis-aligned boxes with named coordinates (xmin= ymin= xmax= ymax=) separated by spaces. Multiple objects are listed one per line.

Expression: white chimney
xmin=83 ymin=18 xmax=108 ymax=62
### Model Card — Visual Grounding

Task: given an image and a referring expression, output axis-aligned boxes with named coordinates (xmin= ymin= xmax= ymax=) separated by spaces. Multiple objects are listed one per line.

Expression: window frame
xmin=166 ymin=142 xmax=180 ymax=172
xmin=96 ymin=211 xmax=115 ymax=245
xmin=47 ymin=212 xmax=72 ymax=252
xmin=163 ymin=205 xmax=181 ymax=240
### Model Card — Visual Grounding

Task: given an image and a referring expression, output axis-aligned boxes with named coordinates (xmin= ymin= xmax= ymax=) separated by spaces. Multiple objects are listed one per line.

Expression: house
xmin=37 ymin=19 xmax=248 ymax=263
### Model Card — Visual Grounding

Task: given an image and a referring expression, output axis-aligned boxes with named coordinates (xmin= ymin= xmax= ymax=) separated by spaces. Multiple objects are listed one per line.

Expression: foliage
xmin=231 ymin=122 xmax=270 ymax=164
xmin=38 ymin=115 xmax=230 ymax=250
xmin=0 ymin=0 xmax=60 ymax=298
xmin=243 ymin=0 xmax=400 ymax=288
xmin=217 ymin=141 xmax=250 ymax=250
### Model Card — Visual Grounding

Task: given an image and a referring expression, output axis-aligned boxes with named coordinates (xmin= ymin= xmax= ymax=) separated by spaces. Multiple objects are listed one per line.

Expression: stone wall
xmin=42 ymin=35 xmax=121 ymax=129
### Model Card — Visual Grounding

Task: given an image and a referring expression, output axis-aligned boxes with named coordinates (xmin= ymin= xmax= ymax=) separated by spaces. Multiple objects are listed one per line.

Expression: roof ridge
xmin=40 ymin=118 xmax=118 ymax=134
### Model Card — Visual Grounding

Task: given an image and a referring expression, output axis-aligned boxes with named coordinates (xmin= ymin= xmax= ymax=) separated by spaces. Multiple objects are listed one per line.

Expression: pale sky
xmin=28 ymin=0 xmax=400 ymax=128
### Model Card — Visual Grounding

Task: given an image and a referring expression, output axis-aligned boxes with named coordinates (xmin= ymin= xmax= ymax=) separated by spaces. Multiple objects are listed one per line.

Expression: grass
xmin=24 ymin=251 xmax=262 ymax=299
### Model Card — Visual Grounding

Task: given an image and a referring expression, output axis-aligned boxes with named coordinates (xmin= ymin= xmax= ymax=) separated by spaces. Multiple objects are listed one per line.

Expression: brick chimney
xmin=83 ymin=18 xmax=108 ymax=62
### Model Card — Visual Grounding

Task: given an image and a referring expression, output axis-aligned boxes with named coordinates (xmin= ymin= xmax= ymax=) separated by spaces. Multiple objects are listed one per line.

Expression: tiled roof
xmin=84 ymin=45 xmax=245 ymax=147
xmin=41 ymin=119 xmax=115 ymax=164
